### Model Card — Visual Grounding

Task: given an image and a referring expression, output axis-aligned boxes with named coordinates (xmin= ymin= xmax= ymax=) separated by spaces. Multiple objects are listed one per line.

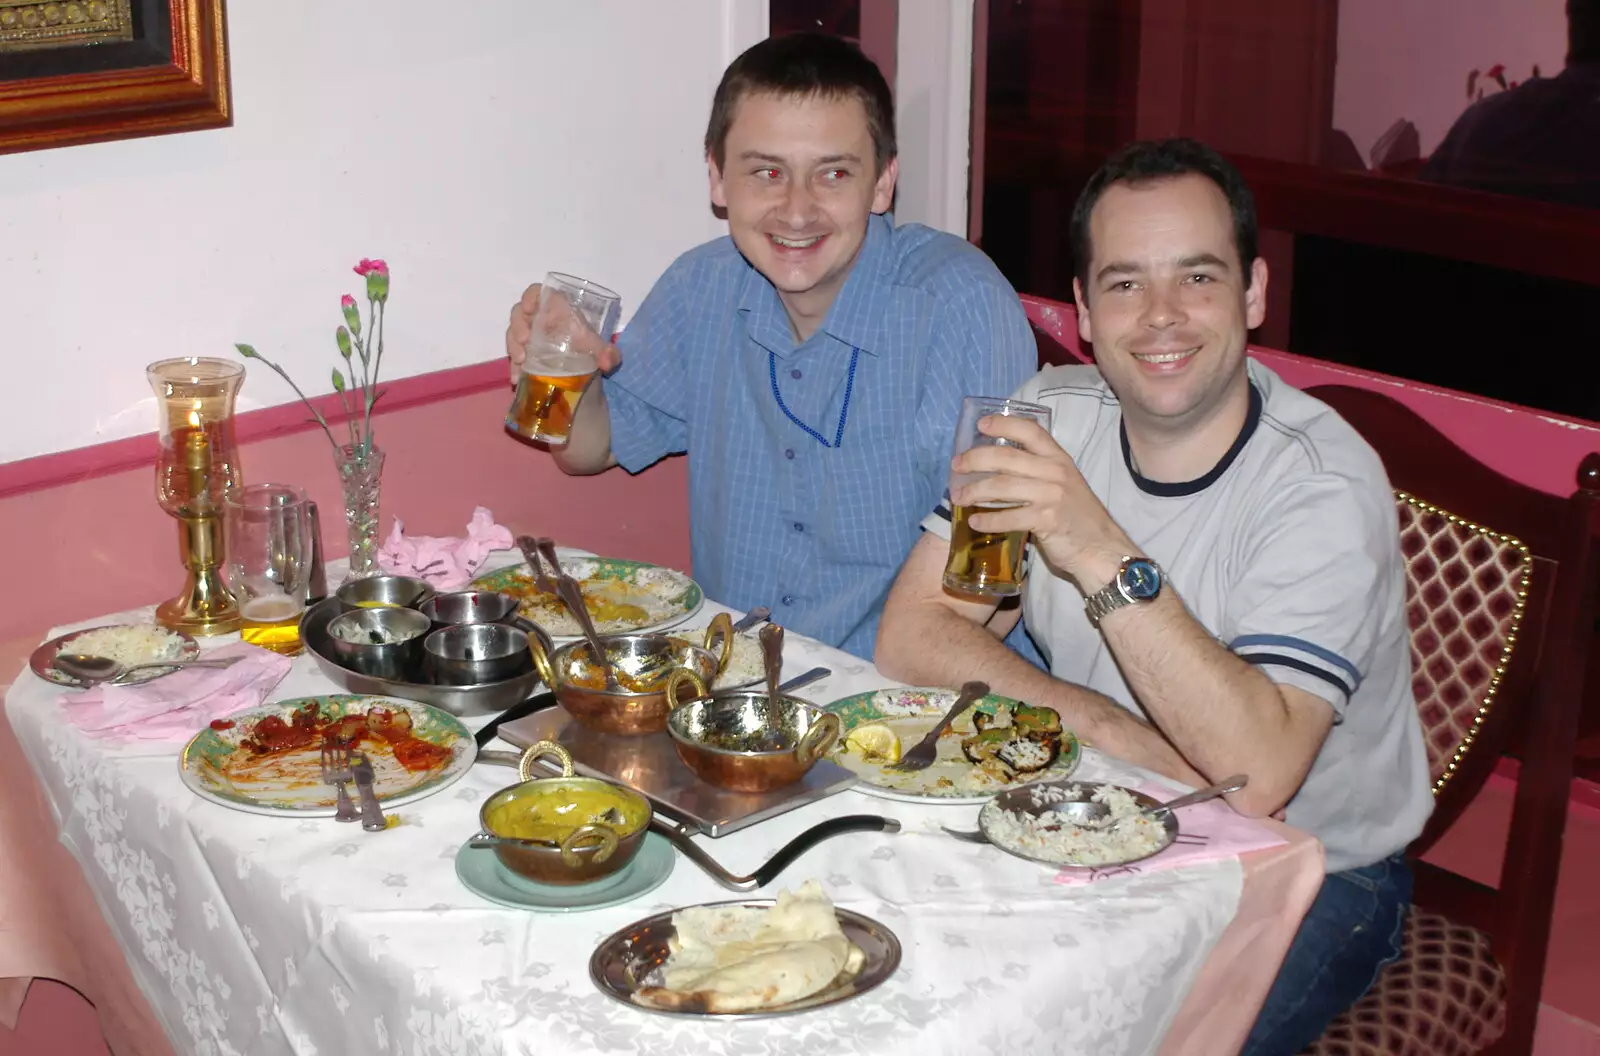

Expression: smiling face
xmin=1073 ymin=173 xmax=1267 ymax=438
xmin=709 ymin=91 xmax=898 ymax=336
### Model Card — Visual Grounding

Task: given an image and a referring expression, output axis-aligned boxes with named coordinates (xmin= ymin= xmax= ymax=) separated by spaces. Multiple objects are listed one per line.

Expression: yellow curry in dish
xmin=483 ymin=782 xmax=648 ymax=843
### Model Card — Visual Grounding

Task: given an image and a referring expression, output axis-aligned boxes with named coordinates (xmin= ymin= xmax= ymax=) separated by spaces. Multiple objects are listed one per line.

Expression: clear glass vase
xmin=334 ymin=443 xmax=385 ymax=582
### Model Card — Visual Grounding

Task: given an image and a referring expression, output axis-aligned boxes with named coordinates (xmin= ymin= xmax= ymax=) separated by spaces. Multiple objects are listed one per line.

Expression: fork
xmin=319 ymin=739 xmax=358 ymax=823
xmin=515 ymin=535 xmax=557 ymax=595
xmin=885 ymin=680 xmax=989 ymax=772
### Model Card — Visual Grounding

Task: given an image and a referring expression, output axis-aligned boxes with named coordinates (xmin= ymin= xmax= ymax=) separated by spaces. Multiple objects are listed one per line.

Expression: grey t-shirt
xmin=921 ymin=360 xmax=1433 ymax=873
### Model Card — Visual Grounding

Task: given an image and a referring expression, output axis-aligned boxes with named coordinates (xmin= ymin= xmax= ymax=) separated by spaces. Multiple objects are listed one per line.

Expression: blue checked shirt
xmin=603 ymin=212 xmax=1037 ymax=659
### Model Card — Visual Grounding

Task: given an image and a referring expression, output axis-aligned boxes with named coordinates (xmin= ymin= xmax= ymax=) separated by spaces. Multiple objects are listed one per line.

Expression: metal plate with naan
xmin=589 ymin=890 xmax=900 ymax=1018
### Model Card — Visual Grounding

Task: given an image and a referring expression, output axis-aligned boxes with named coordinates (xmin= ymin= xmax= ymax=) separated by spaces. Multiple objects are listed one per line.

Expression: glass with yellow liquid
xmin=942 ymin=396 xmax=1054 ymax=598
xmin=505 ymin=272 xmax=621 ymax=445
xmin=223 ymin=484 xmax=313 ymax=655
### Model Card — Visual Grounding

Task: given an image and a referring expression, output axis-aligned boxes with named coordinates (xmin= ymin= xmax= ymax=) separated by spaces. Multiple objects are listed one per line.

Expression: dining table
xmin=3 ymin=550 xmax=1325 ymax=1056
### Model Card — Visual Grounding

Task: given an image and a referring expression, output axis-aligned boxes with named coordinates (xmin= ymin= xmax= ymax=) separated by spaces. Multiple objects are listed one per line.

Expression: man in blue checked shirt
xmin=505 ymin=33 xmax=1038 ymax=661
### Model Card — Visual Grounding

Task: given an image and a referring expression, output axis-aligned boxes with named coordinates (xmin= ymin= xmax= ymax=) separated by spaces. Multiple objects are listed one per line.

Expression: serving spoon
xmin=54 ymin=653 xmax=242 ymax=686
xmin=530 ymin=537 xmax=622 ymax=692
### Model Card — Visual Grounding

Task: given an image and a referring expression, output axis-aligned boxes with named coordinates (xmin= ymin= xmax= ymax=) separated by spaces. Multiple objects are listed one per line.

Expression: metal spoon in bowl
xmin=54 ymin=653 xmax=242 ymax=686
xmin=534 ymin=537 xmax=621 ymax=692
xmin=751 ymin=622 xmax=792 ymax=753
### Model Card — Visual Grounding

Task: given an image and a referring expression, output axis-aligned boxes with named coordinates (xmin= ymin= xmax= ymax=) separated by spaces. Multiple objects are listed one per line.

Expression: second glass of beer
xmin=942 ymin=396 xmax=1054 ymax=598
xmin=505 ymin=272 xmax=622 ymax=444
xmin=223 ymin=484 xmax=314 ymax=655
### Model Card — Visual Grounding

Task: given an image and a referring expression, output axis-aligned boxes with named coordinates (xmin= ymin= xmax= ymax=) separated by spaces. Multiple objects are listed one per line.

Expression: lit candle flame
xmin=188 ymin=409 xmax=202 ymax=428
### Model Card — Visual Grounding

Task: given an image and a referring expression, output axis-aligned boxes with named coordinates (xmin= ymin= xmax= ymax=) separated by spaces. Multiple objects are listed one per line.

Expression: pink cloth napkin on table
xmin=56 ymin=642 xmax=292 ymax=741
xmin=376 ymin=506 xmax=513 ymax=591
xmin=1052 ymin=785 xmax=1289 ymax=886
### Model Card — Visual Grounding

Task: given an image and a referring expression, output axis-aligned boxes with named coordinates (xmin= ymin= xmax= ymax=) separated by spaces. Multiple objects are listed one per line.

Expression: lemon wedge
xmin=845 ymin=723 xmax=901 ymax=764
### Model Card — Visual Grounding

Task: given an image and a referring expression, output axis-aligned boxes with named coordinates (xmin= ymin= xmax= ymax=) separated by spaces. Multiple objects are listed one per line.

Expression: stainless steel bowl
xmin=325 ymin=607 xmax=431 ymax=679
xmin=335 ymin=575 xmax=435 ymax=612
xmin=419 ymin=590 xmax=520 ymax=628
xmin=425 ymin=623 xmax=535 ymax=686
xmin=664 ymin=679 xmax=842 ymax=793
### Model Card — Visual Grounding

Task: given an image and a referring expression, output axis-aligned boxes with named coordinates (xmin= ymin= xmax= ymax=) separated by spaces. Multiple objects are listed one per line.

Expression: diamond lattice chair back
xmin=1300 ymin=385 xmax=1600 ymax=1056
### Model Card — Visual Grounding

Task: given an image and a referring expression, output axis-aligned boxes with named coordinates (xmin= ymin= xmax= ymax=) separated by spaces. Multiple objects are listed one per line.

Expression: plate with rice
xmin=31 ymin=623 xmax=201 ymax=688
xmin=823 ymin=686 xmax=1081 ymax=804
xmin=670 ymin=620 xmax=765 ymax=691
xmin=978 ymin=780 xmax=1176 ymax=869
xmin=470 ymin=555 xmax=702 ymax=639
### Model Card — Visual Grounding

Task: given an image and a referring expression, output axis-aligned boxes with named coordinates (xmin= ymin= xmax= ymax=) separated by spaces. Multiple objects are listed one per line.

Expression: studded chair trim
xmin=1395 ymin=491 xmax=1531 ymax=797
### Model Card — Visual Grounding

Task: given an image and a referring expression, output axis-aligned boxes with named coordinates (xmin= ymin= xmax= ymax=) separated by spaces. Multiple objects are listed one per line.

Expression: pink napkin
xmin=1052 ymin=785 xmax=1289 ymax=886
xmin=376 ymin=506 xmax=513 ymax=591
xmin=57 ymin=642 xmax=292 ymax=741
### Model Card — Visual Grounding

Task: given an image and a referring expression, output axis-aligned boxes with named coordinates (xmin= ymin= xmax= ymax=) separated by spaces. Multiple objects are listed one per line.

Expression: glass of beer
xmin=942 ymin=396 xmax=1054 ymax=598
xmin=223 ymin=484 xmax=314 ymax=655
xmin=505 ymin=271 xmax=622 ymax=444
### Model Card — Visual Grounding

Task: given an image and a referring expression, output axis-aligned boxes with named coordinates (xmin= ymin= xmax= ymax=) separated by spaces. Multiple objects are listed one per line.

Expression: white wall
xmin=1333 ymin=0 xmax=1568 ymax=164
xmin=893 ymin=0 xmax=974 ymax=235
xmin=0 ymin=0 xmax=768 ymax=463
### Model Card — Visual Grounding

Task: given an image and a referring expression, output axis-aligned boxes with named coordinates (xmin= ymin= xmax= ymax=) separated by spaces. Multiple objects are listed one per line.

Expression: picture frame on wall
xmin=0 ymin=0 xmax=229 ymax=156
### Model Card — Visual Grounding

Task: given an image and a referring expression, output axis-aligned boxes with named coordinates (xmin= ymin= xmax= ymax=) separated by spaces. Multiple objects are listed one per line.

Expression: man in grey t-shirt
xmin=876 ymin=139 xmax=1431 ymax=1055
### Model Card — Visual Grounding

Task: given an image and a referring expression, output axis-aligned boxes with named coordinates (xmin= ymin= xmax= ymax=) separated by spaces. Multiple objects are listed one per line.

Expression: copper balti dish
xmin=663 ymin=669 xmax=842 ymax=793
xmin=470 ymin=741 xmax=653 ymax=885
xmin=528 ymin=613 xmax=734 ymax=736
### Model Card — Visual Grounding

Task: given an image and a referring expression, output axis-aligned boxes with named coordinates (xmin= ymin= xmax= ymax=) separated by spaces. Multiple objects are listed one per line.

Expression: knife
xmin=348 ymin=752 xmax=388 ymax=832
xmin=730 ymin=606 xmax=770 ymax=634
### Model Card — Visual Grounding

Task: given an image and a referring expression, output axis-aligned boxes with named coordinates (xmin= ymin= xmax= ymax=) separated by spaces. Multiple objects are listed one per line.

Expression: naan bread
xmin=634 ymin=880 xmax=865 ymax=1013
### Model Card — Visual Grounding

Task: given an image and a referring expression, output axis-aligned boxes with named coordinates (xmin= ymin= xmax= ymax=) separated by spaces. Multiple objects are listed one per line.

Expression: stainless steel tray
xmin=300 ymin=597 xmax=550 ymax=717
xmin=498 ymin=707 xmax=857 ymax=837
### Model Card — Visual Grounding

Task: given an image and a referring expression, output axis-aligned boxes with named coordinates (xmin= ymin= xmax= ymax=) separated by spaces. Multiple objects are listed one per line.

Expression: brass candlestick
xmin=148 ymin=358 xmax=245 ymax=636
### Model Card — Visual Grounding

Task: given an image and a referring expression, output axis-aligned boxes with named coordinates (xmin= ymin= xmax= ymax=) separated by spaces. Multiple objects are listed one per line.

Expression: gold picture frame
xmin=0 ymin=0 xmax=229 ymax=156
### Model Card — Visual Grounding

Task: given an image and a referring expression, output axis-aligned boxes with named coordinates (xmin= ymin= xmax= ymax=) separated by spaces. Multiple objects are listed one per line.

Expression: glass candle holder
xmin=147 ymin=357 xmax=246 ymax=635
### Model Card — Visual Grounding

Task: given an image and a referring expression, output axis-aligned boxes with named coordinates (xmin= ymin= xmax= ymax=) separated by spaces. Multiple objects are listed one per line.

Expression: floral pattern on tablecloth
xmin=6 ymin=561 xmax=1246 ymax=1056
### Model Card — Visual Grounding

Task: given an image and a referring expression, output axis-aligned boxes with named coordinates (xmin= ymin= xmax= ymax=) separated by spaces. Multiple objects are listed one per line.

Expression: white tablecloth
xmin=6 ymin=554 xmax=1245 ymax=1056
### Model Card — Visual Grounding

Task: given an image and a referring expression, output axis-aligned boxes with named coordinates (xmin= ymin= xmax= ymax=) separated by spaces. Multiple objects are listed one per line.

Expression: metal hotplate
xmin=497 ymin=707 xmax=857 ymax=838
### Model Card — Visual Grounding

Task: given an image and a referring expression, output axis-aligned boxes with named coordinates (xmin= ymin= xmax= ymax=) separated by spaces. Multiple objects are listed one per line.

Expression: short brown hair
xmin=704 ymin=33 xmax=896 ymax=174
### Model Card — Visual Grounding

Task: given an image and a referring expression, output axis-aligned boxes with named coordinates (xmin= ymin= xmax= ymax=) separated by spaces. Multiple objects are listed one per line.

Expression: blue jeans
xmin=1240 ymin=852 xmax=1411 ymax=1056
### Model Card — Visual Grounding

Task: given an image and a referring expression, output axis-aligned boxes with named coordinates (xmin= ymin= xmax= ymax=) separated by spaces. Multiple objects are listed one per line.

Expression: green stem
xmin=251 ymin=355 xmax=341 ymax=454
xmin=335 ymin=379 xmax=359 ymax=452
xmin=365 ymin=299 xmax=386 ymax=450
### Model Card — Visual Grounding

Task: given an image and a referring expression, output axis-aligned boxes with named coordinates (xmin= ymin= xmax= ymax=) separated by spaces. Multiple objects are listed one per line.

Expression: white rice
xmin=63 ymin=625 xmax=184 ymax=668
xmin=981 ymin=784 xmax=1166 ymax=866
xmin=680 ymin=626 xmax=764 ymax=688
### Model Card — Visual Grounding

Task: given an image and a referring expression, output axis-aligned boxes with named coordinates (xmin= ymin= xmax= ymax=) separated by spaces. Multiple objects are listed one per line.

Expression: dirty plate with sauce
xmin=179 ymin=694 xmax=474 ymax=816
xmin=824 ymin=687 xmax=1081 ymax=805
xmin=471 ymin=555 xmax=702 ymax=639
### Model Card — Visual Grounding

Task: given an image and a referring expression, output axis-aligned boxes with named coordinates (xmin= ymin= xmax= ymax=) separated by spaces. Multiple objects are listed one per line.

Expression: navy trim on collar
xmin=1120 ymin=382 xmax=1263 ymax=497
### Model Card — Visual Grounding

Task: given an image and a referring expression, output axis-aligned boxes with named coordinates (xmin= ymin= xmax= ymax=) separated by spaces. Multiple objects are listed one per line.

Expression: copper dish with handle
xmin=470 ymin=740 xmax=653 ymax=886
xmin=663 ymin=669 xmax=843 ymax=793
xmin=528 ymin=613 xmax=734 ymax=736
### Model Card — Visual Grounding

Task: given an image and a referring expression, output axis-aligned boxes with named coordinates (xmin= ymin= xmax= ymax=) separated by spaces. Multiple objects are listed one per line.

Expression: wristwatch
xmin=1083 ymin=556 xmax=1164 ymax=628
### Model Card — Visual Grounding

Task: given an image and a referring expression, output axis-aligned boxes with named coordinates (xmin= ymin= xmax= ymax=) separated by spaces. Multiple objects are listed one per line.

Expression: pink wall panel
xmin=0 ymin=385 xmax=690 ymax=644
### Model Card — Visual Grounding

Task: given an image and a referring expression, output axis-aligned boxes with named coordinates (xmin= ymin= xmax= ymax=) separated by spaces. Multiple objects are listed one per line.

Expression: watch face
xmin=1120 ymin=559 xmax=1162 ymax=601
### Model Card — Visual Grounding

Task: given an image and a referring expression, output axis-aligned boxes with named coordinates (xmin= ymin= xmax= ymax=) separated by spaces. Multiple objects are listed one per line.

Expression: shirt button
xmin=781 ymin=594 xmax=795 ymax=606
xmin=793 ymin=522 xmax=804 ymax=533
xmin=790 ymin=368 xmax=802 ymax=380
xmin=784 ymin=448 xmax=795 ymax=460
